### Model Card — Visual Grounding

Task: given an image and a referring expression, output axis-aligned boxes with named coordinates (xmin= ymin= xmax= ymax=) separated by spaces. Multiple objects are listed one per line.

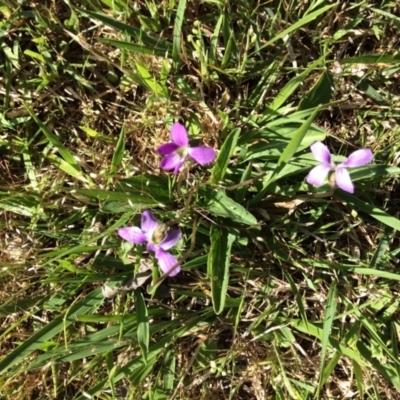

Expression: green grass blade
xmin=268 ymin=58 xmax=326 ymax=112
xmin=250 ymin=106 xmax=321 ymax=204
xmin=252 ymin=4 xmax=335 ymax=55
xmin=172 ymin=0 xmax=187 ymax=72
xmin=315 ymin=281 xmax=337 ymax=399
xmin=298 ymin=70 xmax=334 ymax=110
xmin=135 ymin=62 xmax=169 ymax=98
xmin=0 ymin=288 xmax=104 ymax=374
xmin=203 ymin=189 xmax=257 ymax=225
xmin=208 ymin=227 xmax=235 ymax=314
xmin=336 ymin=191 xmax=400 ymax=231
xmin=135 ymin=289 xmax=149 ymax=362
xmin=211 ymin=128 xmax=240 ymax=184
xmin=74 ymin=7 xmax=172 ymax=53
xmin=25 ymin=106 xmax=82 ymax=172
xmin=108 ymin=125 xmax=125 ymax=183
xmin=273 ymin=106 xmax=321 ymax=176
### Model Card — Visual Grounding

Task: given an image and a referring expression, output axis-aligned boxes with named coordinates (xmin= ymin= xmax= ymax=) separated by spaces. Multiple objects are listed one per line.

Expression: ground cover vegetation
xmin=1 ymin=0 xmax=400 ymax=398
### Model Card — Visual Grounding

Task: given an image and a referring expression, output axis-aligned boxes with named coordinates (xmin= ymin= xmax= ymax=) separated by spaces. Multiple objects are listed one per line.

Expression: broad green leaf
xmin=75 ymin=189 xmax=162 ymax=207
xmin=117 ymin=175 xmax=171 ymax=204
xmin=208 ymin=227 xmax=235 ymax=314
xmin=221 ymin=10 xmax=236 ymax=69
xmin=352 ymin=360 xmax=365 ymax=398
xmin=350 ymin=165 xmax=400 ymax=182
xmin=211 ymin=128 xmax=240 ymax=184
xmin=203 ymin=189 xmax=257 ymax=225
xmin=242 ymin=128 xmax=325 ymax=162
xmin=135 ymin=289 xmax=149 ymax=362
xmin=298 ymin=71 xmax=334 ymax=110
xmin=163 ymin=350 xmax=176 ymax=391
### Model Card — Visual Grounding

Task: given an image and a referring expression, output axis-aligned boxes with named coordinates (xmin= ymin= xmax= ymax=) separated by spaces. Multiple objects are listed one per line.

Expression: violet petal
xmin=147 ymin=242 xmax=159 ymax=253
xmin=170 ymin=123 xmax=189 ymax=147
xmin=306 ymin=163 xmax=332 ymax=187
xmin=118 ymin=227 xmax=147 ymax=244
xmin=156 ymin=249 xmax=181 ymax=277
xmin=158 ymin=142 xmax=179 ymax=156
xmin=160 ymin=153 xmax=185 ymax=172
xmin=189 ymin=146 xmax=216 ymax=165
xmin=173 ymin=160 xmax=185 ymax=174
xmin=335 ymin=167 xmax=354 ymax=193
xmin=141 ymin=210 xmax=159 ymax=239
xmin=341 ymin=148 xmax=374 ymax=168
xmin=159 ymin=229 xmax=181 ymax=251
xmin=310 ymin=142 xmax=332 ymax=164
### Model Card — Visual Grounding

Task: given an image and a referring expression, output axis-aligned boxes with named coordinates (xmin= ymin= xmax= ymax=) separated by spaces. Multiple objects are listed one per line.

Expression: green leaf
xmin=283 ymin=270 xmax=308 ymax=327
xmin=370 ymin=227 xmax=392 ymax=267
xmin=100 ymin=38 xmax=171 ymax=58
xmin=356 ymin=78 xmax=386 ymax=104
xmin=135 ymin=62 xmax=169 ymax=98
xmin=234 ymin=161 xmax=253 ymax=204
xmin=316 ymin=281 xmax=337 ymax=398
xmin=203 ymin=189 xmax=257 ymax=225
xmin=274 ymin=106 xmax=321 ymax=175
xmin=74 ymin=7 xmax=172 ymax=54
xmin=211 ymin=128 xmax=240 ymax=184
xmin=75 ymin=189 xmax=162 ymax=207
xmin=298 ymin=71 xmax=334 ymax=110
xmin=25 ymin=106 xmax=82 ymax=172
xmin=250 ymin=107 xmax=321 ymax=204
xmin=109 ymin=126 xmax=125 ymax=182
xmin=117 ymin=175 xmax=171 ymax=204
xmin=252 ymin=4 xmax=335 ymax=54
xmin=48 ymin=154 xmax=88 ymax=183
xmin=308 ymin=259 xmax=400 ymax=282
xmin=135 ymin=289 xmax=149 ymax=362
xmin=336 ymin=191 xmax=400 ymax=231
xmin=268 ymin=58 xmax=326 ymax=112
xmin=172 ymin=0 xmax=187 ymax=72
xmin=208 ymin=227 xmax=235 ymax=314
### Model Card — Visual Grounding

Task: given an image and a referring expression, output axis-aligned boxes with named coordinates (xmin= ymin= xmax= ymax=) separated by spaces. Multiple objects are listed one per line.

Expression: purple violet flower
xmin=118 ymin=210 xmax=181 ymax=276
xmin=306 ymin=142 xmax=373 ymax=194
xmin=157 ymin=122 xmax=216 ymax=174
